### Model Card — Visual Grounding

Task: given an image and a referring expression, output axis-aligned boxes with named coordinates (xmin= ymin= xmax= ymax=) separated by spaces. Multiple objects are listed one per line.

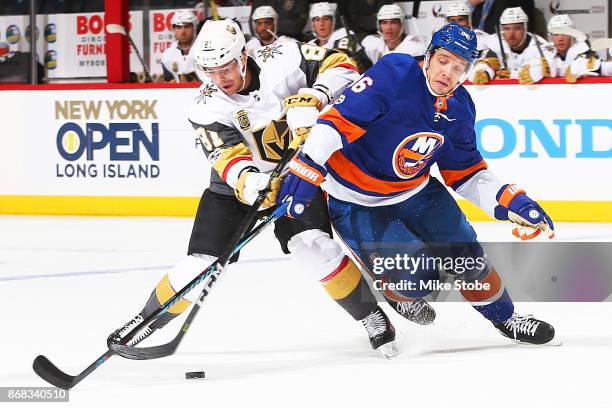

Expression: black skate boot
xmin=494 ymin=313 xmax=557 ymax=345
xmin=360 ymin=306 xmax=399 ymax=358
xmin=388 ymin=298 xmax=436 ymax=325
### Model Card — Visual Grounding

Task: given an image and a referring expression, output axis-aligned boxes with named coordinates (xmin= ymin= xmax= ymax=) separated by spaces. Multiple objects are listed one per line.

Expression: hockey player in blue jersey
xmin=277 ymin=23 xmax=558 ymax=346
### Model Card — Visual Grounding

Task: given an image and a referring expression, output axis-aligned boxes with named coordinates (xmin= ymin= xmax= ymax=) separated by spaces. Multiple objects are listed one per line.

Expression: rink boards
xmin=0 ymin=79 xmax=610 ymax=221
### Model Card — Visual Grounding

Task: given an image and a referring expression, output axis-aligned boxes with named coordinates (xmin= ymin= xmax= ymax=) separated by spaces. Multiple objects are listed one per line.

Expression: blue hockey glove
xmin=494 ymin=184 xmax=555 ymax=240
xmin=277 ymin=152 xmax=327 ymax=218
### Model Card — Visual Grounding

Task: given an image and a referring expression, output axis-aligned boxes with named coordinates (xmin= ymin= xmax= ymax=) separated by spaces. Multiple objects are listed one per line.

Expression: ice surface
xmin=1 ymin=216 xmax=611 ymax=407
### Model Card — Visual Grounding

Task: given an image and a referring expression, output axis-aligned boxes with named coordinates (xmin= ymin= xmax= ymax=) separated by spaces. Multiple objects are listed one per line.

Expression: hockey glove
xmin=283 ymin=89 xmax=323 ymax=139
xmin=494 ymin=184 xmax=555 ymax=240
xmin=470 ymin=58 xmax=500 ymax=85
xmin=277 ymin=152 xmax=327 ymax=218
xmin=495 ymin=68 xmax=511 ymax=79
xmin=565 ymin=53 xmax=601 ymax=83
xmin=518 ymin=57 xmax=551 ymax=85
xmin=235 ymin=170 xmax=281 ymax=210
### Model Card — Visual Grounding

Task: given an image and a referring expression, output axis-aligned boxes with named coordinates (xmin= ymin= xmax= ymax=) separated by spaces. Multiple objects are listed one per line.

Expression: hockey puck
xmin=185 ymin=371 xmax=206 ymax=380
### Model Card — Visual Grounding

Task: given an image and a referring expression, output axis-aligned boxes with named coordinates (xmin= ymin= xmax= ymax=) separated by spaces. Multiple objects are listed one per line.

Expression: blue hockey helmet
xmin=427 ymin=23 xmax=479 ymax=65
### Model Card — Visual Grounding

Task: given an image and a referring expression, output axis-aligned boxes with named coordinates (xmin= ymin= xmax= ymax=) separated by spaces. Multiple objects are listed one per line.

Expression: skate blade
xmin=376 ymin=337 xmax=401 ymax=360
xmin=511 ymin=336 xmax=563 ymax=347
xmin=377 ymin=340 xmax=401 ymax=359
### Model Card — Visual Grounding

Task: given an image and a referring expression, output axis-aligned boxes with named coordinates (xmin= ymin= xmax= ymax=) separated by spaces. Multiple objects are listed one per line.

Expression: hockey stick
xmin=32 ymin=202 xmax=288 ymax=388
xmin=106 ymin=23 xmax=153 ymax=82
xmin=336 ymin=1 xmax=358 ymax=55
xmin=532 ymin=32 xmax=545 ymax=58
xmin=109 ymin=204 xmax=287 ymax=360
xmin=109 ymin=132 xmax=305 ymax=360
xmin=495 ymin=24 xmax=508 ymax=69
xmin=33 ymin=133 xmax=303 ymax=389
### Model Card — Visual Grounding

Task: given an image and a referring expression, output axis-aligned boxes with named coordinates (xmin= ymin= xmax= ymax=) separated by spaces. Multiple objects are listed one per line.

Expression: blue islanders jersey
xmin=317 ymin=53 xmax=488 ymax=206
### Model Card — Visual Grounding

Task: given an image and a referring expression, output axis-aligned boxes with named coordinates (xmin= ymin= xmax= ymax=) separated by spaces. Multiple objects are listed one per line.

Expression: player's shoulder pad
xmin=329 ymin=28 xmax=350 ymax=42
xmin=160 ymin=41 xmax=178 ymax=64
xmin=449 ymin=85 xmax=476 ymax=122
xmin=187 ymin=79 xmax=232 ymax=126
xmin=482 ymin=34 xmax=497 ymax=52
xmin=252 ymin=40 xmax=301 ymax=71
xmin=361 ymin=33 xmax=382 ymax=46
xmin=378 ymin=52 xmax=421 ymax=80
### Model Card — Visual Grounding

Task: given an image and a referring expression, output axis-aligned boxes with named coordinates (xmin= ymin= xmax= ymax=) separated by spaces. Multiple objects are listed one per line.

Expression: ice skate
xmin=494 ymin=313 xmax=560 ymax=345
xmin=389 ymin=297 xmax=436 ymax=325
xmin=360 ymin=306 xmax=400 ymax=358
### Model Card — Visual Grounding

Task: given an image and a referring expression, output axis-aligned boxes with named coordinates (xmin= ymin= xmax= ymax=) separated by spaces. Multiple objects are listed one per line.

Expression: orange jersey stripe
xmin=327 ymin=150 xmax=429 ymax=195
xmin=439 ymin=159 xmax=488 ymax=188
xmin=460 ymin=268 xmax=502 ymax=303
xmin=319 ymin=107 xmax=366 ymax=143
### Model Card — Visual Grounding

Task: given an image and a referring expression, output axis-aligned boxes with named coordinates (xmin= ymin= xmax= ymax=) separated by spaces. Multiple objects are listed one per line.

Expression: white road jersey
xmin=309 ymin=28 xmax=360 ymax=52
xmin=474 ymin=29 xmax=489 ymax=52
xmin=542 ymin=40 xmax=590 ymax=77
xmin=481 ymin=33 xmax=550 ymax=79
xmin=160 ymin=41 xmax=197 ymax=82
xmin=187 ymin=41 xmax=359 ymax=195
xmin=361 ymin=33 xmax=427 ymax=64
xmin=245 ymin=35 xmax=295 ymax=58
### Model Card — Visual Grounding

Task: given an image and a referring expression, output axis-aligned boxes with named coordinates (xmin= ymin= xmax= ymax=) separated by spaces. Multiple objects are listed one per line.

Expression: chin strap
xmin=236 ymin=55 xmax=248 ymax=93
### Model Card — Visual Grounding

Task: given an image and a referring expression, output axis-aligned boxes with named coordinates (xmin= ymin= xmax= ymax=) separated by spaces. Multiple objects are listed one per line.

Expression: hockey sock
xmin=138 ymin=254 xmax=217 ymax=330
xmin=320 ymin=256 xmax=378 ymax=321
xmin=460 ymin=267 xmax=514 ymax=324
xmin=140 ymin=273 xmax=192 ymax=330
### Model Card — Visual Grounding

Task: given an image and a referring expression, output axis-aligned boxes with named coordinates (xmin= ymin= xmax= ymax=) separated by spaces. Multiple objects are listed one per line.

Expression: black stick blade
xmin=109 ymin=339 xmax=178 ymax=360
xmin=33 ymin=355 xmax=77 ymax=390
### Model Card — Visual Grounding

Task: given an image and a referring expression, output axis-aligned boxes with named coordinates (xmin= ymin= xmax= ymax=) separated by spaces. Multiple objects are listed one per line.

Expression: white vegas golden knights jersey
xmin=308 ymin=28 xmax=360 ymax=53
xmin=160 ymin=41 xmax=197 ymax=82
xmin=245 ymin=35 xmax=295 ymax=58
xmin=473 ymin=28 xmax=490 ymax=52
xmin=361 ymin=33 xmax=427 ymax=64
xmin=187 ymin=40 xmax=359 ymax=196
xmin=481 ymin=33 xmax=551 ymax=79
xmin=542 ymin=40 xmax=590 ymax=77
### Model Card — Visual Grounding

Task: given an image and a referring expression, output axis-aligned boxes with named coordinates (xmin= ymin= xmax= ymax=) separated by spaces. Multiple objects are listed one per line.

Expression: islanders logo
xmin=6 ymin=25 xmax=20 ymax=44
xmin=392 ymin=132 xmax=444 ymax=179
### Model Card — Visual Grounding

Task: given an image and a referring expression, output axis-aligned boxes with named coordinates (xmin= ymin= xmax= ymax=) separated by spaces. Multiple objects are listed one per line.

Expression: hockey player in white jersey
xmin=361 ymin=4 xmax=427 ymax=65
xmin=545 ymin=14 xmax=612 ymax=82
xmin=245 ymin=6 xmax=294 ymax=58
xmin=443 ymin=1 xmax=489 ymax=53
xmin=109 ymin=19 xmax=436 ymax=359
xmin=308 ymin=2 xmax=357 ymax=53
xmin=471 ymin=7 xmax=551 ymax=85
xmin=160 ymin=9 xmax=199 ymax=83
